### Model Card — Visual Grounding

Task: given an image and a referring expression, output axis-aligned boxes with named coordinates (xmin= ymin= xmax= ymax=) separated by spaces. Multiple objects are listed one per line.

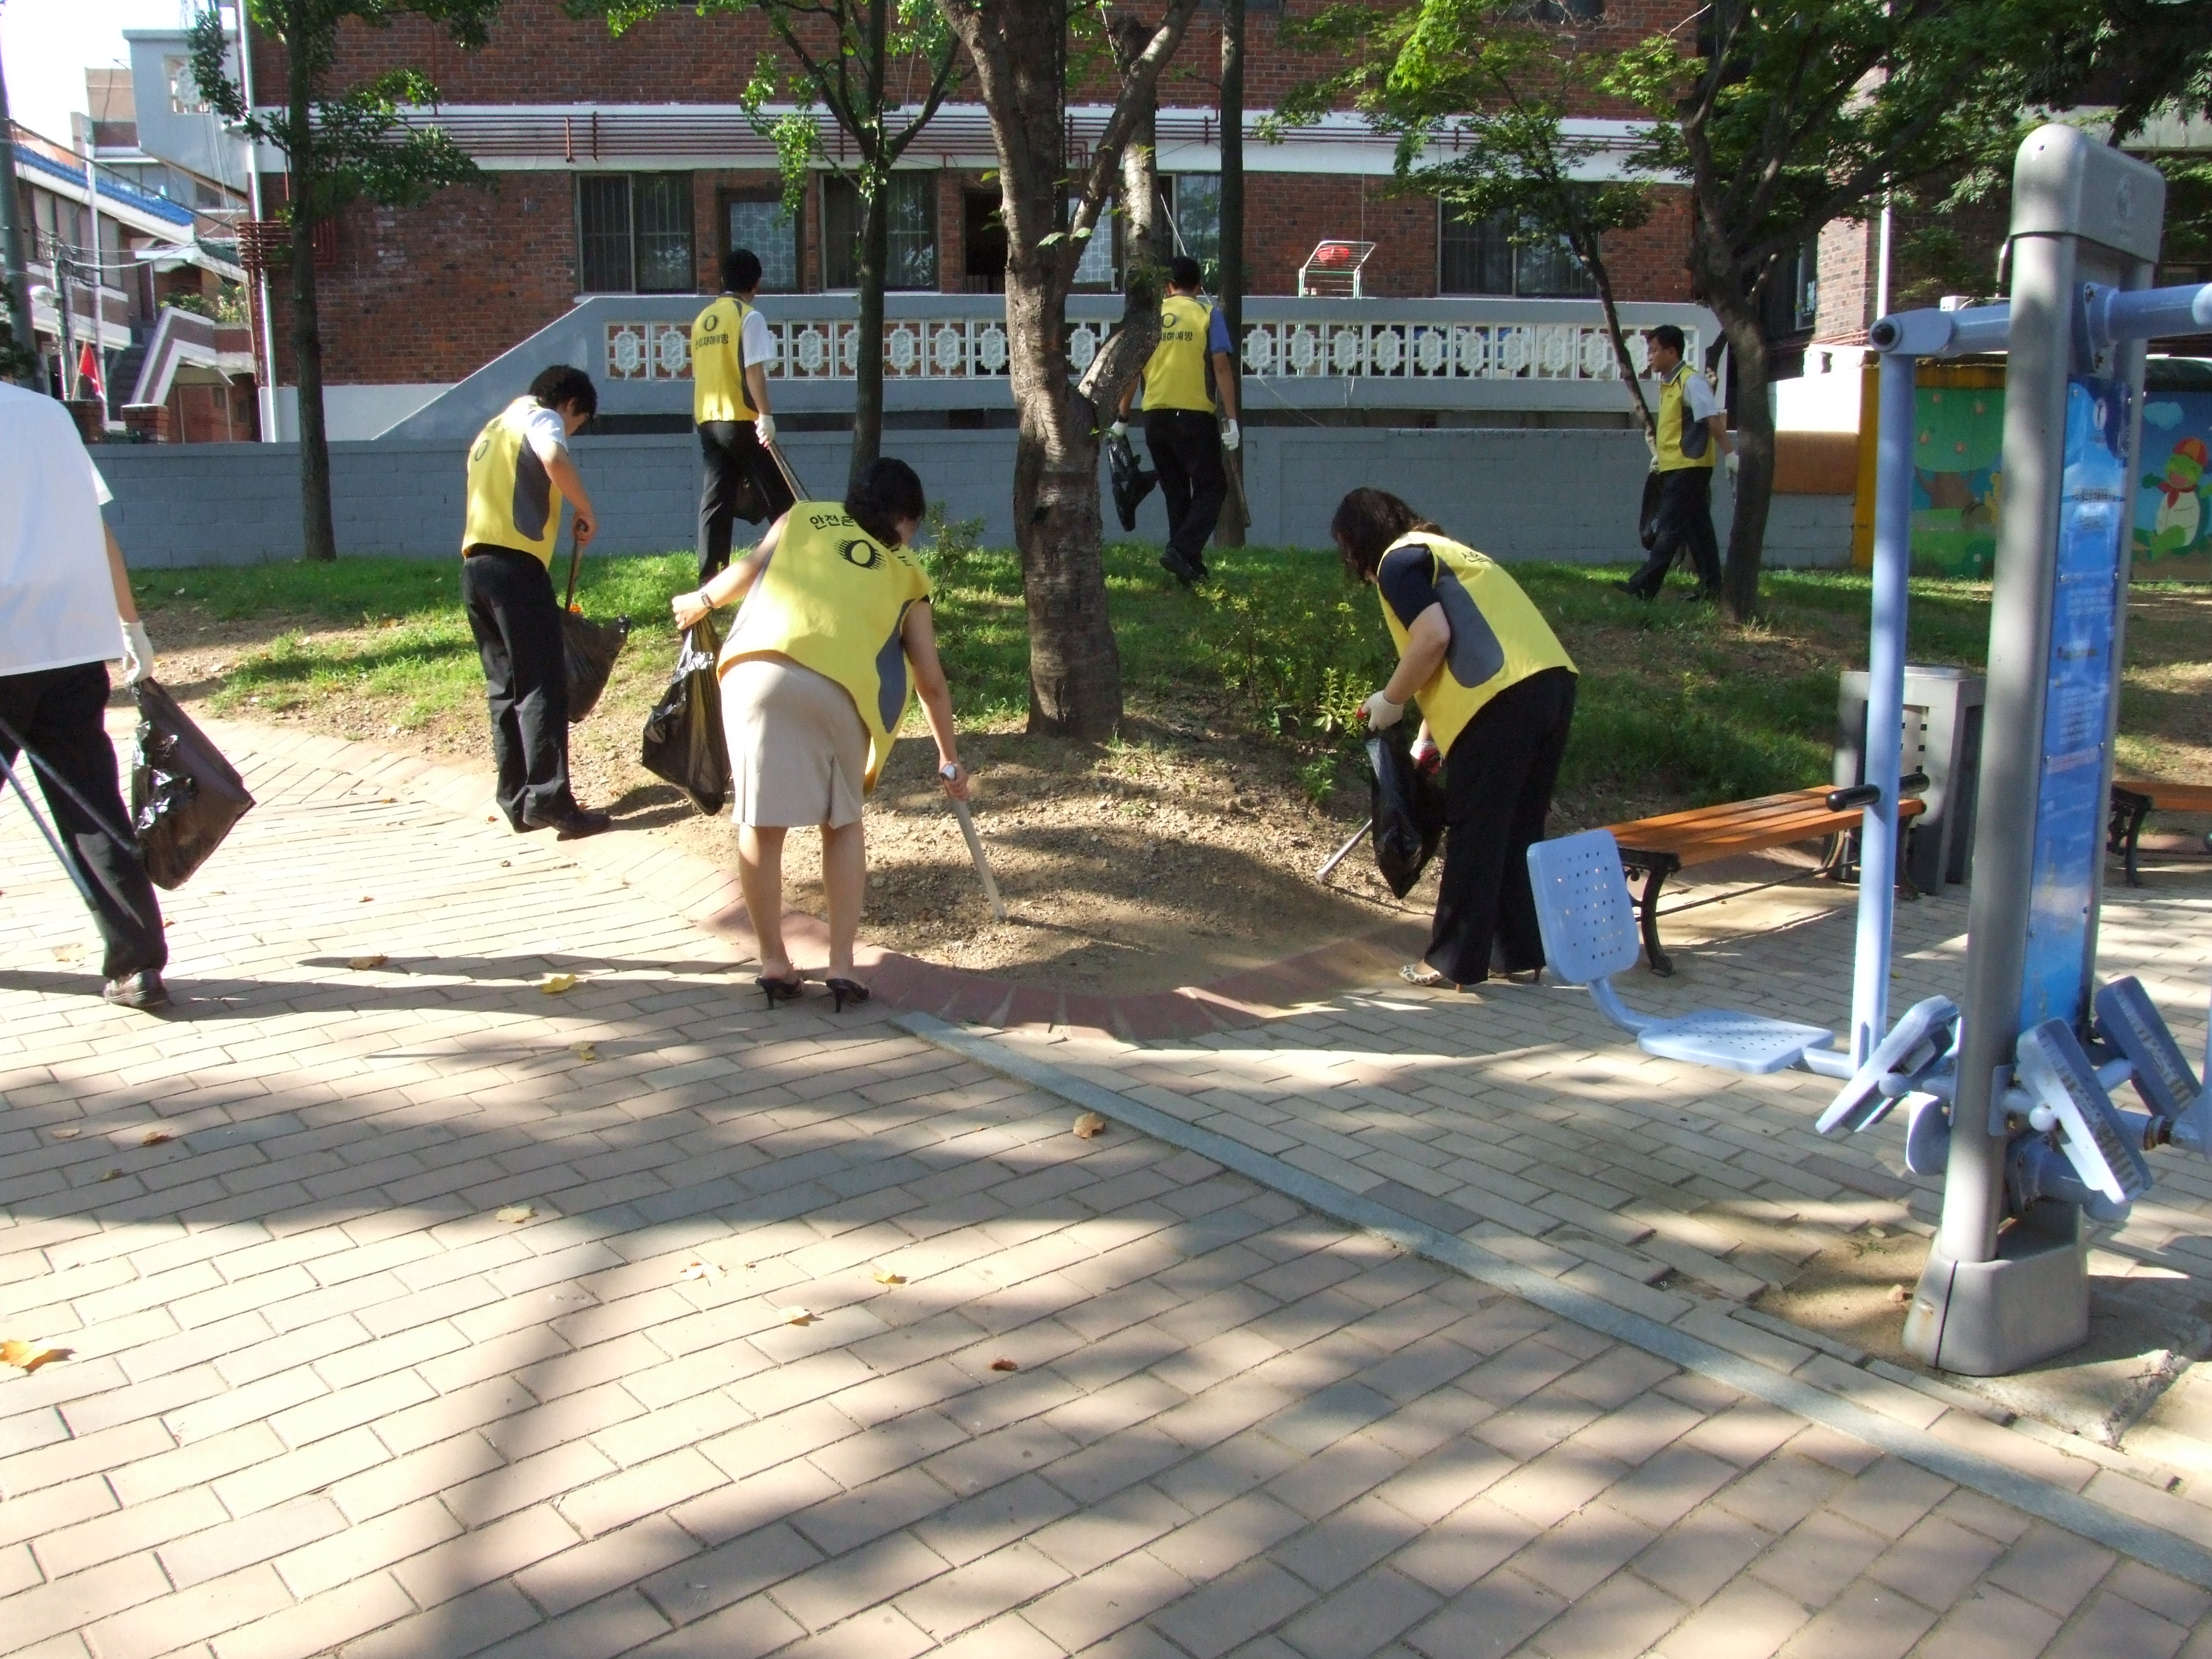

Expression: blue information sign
xmin=2019 ymin=378 xmax=2131 ymax=1032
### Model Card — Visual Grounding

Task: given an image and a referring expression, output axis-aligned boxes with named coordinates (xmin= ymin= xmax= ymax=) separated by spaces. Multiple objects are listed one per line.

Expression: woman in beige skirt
xmin=670 ymin=458 xmax=968 ymax=1010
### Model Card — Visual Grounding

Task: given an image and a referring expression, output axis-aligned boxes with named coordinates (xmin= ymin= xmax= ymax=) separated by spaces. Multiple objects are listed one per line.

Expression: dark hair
xmin=846 ymin=457 xmax=927 ymax=547
xmin=722 ymin=248 xmax=764 ymax=294
xmin=529 ymin=363 xmax=597 ymax=419
xmin=1330 ymin=488 xmax=1442 ymax=582
xmin=1648 ymin=323 xmax=1686 ymax=357
xmin=1168 ymin=254 xmax=1203 ymax=291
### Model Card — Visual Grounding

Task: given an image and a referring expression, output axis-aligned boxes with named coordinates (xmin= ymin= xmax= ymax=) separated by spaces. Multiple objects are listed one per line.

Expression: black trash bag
xmin=640 ymin=614 xmax=730 ymax=816
xmin=1366 ymin=728 xmax=1445 ymax=899
xmin=131 ymin=678 xmax=255 ymax=890
xmin=562 ymin=607 xmax=630 ymax=723
xmin=1107 ymin=427 xmax=1157 ymax=533
xmin=1637 ymin=467 xmax=1663 ymax=552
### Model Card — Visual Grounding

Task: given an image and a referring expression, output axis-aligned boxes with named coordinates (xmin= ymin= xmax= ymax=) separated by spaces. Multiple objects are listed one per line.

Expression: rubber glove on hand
xmin=1221 ymin=419 xmax=1240 ymax=453
xmin=1361 ymin=691 xmax=1405 ymax=731
xmin=1723 ymin=449 xmax=1740 ymax=479
xmin=1107 ymin=419 xmax=1128 ymax=441
xmin=754 ymin=412 xmax=776 ymax=446
xmin=1412 ymin=736 xmax=1441 ymax=776
xmin=120 ymin=620 xmax=154 ymax=686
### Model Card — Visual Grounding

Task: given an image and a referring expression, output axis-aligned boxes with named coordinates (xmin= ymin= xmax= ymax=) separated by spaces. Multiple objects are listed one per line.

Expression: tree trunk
xmin=287 ymin=22 xmax=336 ymax=563
xmin=1215 ymin=0 xmax=1247 ymax=545
xmin=851 ymin=166 xmax=890 ymax=486
xmin=1711 ymin=281 xmax=1774 ymax=621
xmin=1580 ymin=234 xmax=1652 ymax=435
xmin=1076 ymin=14 xmax=1165 ymax=417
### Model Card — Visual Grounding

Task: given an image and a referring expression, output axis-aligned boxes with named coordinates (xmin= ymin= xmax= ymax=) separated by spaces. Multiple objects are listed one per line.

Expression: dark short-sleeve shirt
xmin=1207 ymin=307 xmax=1232 ymax=356
xmin=1377 ymin=543 xmax=1444 ymax=631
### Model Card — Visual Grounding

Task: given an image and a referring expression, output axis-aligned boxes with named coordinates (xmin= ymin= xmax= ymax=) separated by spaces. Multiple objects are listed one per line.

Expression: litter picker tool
xmin=949 ymin=797 xmax=1008 ymax=920
xmin=1315 ymin=819 xmax=1370 ymax=883
xmin=765 ymin=439 xmax=805 ymax=504
xmin=0 ymin=742 xmax=101 ymax=911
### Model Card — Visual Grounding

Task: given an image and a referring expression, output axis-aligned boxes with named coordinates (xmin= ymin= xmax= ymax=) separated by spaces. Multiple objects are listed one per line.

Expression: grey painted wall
xmin=95 ymin=428 xmax=1853 ymax=571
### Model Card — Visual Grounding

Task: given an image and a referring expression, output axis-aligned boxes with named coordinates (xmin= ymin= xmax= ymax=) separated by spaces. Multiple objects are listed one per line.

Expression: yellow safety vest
xmin=462 ymin=397 xmax=563 ymax=566
xmin=691 ymin=296 xmax=758 ymax=424
xmin=1654 ymin=363 xmax=1717 ymax=472
xmin=1375 ymin=532 xmax=1576 ymax=756
xmin=719 ymin=502 xmax=934 ymax=790
xmin=1142 ymin=293 xmax=1216 ymax=412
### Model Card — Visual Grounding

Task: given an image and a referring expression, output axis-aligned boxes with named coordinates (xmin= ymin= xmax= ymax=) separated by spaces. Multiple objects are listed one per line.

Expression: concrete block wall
xmin=96 ymin=428 xmax=1854 ymax=571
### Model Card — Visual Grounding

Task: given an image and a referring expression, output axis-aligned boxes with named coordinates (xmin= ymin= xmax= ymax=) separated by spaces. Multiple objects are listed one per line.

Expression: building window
xmin=575 ymin=173 xmax=696 ymax=294
xmin=1758 ymin=237 xmax=1819 ymax=338
xmin=1165 ymin=174 xmax=1220 ymax=277
xmin=1070 ymin=197 xmax=1117 ymax=288
xmin=1439 ymin=204 xmax=1596 ymax=298
xmin=724 ymin=193 xmax=800 ymax=291
xmin=822 ymin=172 xmax=939 ymax=290
xmin=165 ymin=56 xmax=205 ymax=115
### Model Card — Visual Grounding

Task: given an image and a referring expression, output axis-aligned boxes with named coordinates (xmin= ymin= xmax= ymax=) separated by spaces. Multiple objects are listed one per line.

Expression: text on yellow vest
xmin=1142 ymin=293 xmax=1216 ymax=412
xmin=1654 ymin=363 xmax=1715 ymax=471
xmin=462 ymin=398 xmax=564 ymax=565
xmin=1375 ymin=532 xmax=1576 ymax=755
xmin=719 ymin=502 xmax=934 ymax=790
xmin=692 ymin=296 xmax=758 ymax=424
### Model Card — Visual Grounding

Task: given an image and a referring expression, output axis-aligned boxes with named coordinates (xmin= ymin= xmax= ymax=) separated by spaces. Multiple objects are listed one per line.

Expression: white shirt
xmin=1670 ymin=363 xmax=1721 ymax=424
xmin=522 ymin=403 xmax=570 ymax=465
xmin=0 ymin=383 xmax=124 ymax=677
xmin=740 ymin=307 xmax=778 ymax=370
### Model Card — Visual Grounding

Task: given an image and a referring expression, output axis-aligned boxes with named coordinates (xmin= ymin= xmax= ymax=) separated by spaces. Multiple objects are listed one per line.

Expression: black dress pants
xmin=1625 ymin=466 xmax=1722 ymax=595
xmin=1425 ymin=667 xmax=1577 ymax=986
xmin=0 ymin=661 xmax=166 ymax=980
xmin=1144 ymin=409 xmax=1228 ymax=569
xmin=697 ymin=420 xmax=797 ymax=581
xmin=460 ymin=549 xmax=576 ymax=828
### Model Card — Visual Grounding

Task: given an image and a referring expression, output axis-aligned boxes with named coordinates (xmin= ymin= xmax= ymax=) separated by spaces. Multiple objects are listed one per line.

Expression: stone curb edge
xmin=892 ymin=1008 xmax=2212 ymax=1594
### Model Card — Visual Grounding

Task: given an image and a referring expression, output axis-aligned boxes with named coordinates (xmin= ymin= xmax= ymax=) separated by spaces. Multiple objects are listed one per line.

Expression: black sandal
xmin=756 ymin=973 xmax=805 ymax=1008
xmin=824 ymin=977 xmax=871 ymax=1013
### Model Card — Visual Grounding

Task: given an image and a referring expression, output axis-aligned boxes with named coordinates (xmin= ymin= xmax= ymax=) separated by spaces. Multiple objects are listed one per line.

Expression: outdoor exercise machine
xmin=1531 ymin=125 xmax=2212 ymax=1376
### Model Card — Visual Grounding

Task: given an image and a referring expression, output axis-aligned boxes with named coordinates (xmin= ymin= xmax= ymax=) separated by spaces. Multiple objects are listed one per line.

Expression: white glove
xmin=1220 ymin=419 xmax=1240 ymax=453
xmin=1724 ymin=450 xmax=1740 ymax=479
xmin=1108 ymin=420 xmax=1128 ymax=441
xmin=1412 ymin=736 xmax=1441 ymax=775
xmin=1361 ymin=691 xmax=1404 ymax=731
xmin=754 ymin=412 xmax=776 ymax=446
xmin=121 ymin=620 xmax=153 ymax=686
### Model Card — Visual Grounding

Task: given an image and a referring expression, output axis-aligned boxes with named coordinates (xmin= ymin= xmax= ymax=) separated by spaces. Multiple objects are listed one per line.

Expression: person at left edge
xmin=460 ymin=363 xmax=615 ymax=840
xmin=0 ymin=380 xmax=169 ymax=1009
xmin=693 ymin=247 xmax=794 ymax=582
xmin=1111 ymin=255 xmax=1241 ymax=587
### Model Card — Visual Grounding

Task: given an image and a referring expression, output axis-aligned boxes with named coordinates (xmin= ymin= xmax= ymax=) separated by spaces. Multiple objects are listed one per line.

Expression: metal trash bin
xmin=1836 ymin=665 xmax=1986 ymax=892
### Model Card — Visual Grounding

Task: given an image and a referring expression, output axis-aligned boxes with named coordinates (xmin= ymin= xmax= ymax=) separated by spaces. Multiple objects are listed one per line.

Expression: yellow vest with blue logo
xmin=1654 ymin=363 xmax=1716 ymax=472
xmin=1375 ymin=532 xmax=1575 ymax=756
xmin=462 ymin=398 xmax=563 ymax=566
xmin=719 ymin=502 xmax=934 ymax=790
xmin=1142 ymin=293 xmax=1216 ymax=412
xmin=691 ymin=296 xmax=758 ymax=424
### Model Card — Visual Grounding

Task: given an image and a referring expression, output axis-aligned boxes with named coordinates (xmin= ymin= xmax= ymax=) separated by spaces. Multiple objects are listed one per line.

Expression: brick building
xmin=250 ymin=1 xmax=1711 ymax=438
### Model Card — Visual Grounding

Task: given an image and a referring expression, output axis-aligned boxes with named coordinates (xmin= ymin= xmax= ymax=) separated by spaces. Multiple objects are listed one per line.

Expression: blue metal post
xmin=1851 ymin=347 xmax=1916 ymax=1065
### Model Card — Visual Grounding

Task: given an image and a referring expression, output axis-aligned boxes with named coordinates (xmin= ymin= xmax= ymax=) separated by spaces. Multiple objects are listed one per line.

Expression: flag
xmin=76 ymin=343 xmax=101 ymax=397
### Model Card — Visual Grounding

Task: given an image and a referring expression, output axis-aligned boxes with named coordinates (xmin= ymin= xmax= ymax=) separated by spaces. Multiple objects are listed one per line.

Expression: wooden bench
xmin=2109 ymin=777 xmax=2212 ymax=887
xmin=1606 ymin=785 xmax=1927 ymax=976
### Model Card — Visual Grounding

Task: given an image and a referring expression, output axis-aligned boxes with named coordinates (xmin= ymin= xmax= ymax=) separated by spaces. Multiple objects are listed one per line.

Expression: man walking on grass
xmin=1112 ymin=255 xmax=1241 ymax=587
xmin=0 ymin=381 xmax=169 ymax=1008
xmin=460 ymin=364 xmax=614 ymax=840
xmin=1617 ymin=324 xmax=1735 ymax=602
xmin=692 ymin=249 xmax=793 ymax=582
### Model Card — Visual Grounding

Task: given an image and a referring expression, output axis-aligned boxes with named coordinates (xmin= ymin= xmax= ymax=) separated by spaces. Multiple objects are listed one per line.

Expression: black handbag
xmin=559 ymin=533 xmax=629 ymax=723
xmin=131 ymin=679 xmax=256 ymax=889
xmin=640 ymin=614 xmax=731 ymax=816
xmin=1367 ymin=728 xmax=1446 ymax=899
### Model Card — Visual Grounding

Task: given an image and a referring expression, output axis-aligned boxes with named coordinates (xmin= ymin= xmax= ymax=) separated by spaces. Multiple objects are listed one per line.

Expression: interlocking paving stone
xmin=1 ymin=719 xmax=2206 ymax=1657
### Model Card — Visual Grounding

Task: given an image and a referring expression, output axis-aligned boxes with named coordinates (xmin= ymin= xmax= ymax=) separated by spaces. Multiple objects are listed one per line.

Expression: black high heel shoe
xmin=824 ymin=977 xmax=871 ymax=1013
xmin=756 ymin=973 xmax=805 ymax=1008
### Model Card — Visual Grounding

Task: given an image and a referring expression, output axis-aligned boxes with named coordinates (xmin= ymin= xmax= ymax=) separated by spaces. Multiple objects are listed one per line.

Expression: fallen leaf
xmin=495 ymin=1204 xmax=536 ymax=1224
xmin=1887 ymin=1284 xmax=1911 ymax=1304
xmin=777 ymin=1307 xmax=818 ymax=1326
xmin=540 ymin=973 xmax=579 ymax=995
xmin=677 ymin=1259 xmax=726 ymax=1284
xmin=573 ymin=1043 xmax=598 ymax=1062
xmin=140 ymin=1131 xmax=172 ymax=1147
xmin=51 ymin=1128 xmax=79 ymax=1140
xmin=358 ymin=895 xmax=374 ymax=904
xmin=989 ymin=1357 xmax=1018 ymax=1372
xmin=873 ymin=1270 xmax=907 ymax=1286
xmin=348 ymin=954 xmax=388 ymax=971
xmin=98 ymin=1169 xmax=122 ymax=1182
xmin=0 ymin=1340 xmax=70 ymax=1373
xmin=1073 ymin=1112 xmax=1108 ymax=1140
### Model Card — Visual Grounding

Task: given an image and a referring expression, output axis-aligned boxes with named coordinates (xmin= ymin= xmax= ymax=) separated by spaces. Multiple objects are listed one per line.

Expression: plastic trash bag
xmin=131 ymin=678 xmax=254 ymax=890
xmin=1107 ymin=427 xmax=1157 ymax=533
xmin=1366 ymin=729 xmax=1445 ymax=899
xmin=1637 ymin=467 xmax=1663 ymax=552
xmin=562 ymin=607 xmax=630 ymax=724
xmin=640 ymin=615 xmax=730 ymax=816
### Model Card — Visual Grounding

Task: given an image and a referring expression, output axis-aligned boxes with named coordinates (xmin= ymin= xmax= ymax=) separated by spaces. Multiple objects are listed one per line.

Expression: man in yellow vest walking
xmin=693 ymin=249 xmax=793 ymax=582
xmin=1112 ymin=256 xmax=1241 ymax=586
xmin=460 ymin=365 xmax=613 ymax=840
xmin=1618 ymin=324 xmax=1734 ymax=601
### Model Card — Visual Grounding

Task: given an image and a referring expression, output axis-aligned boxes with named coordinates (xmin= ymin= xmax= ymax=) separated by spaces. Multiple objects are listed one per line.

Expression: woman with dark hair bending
xmin=672 ymin=459 xmax=969 ymax=1010
xmin=1334 ymin=488 xmax=1578 ymax=992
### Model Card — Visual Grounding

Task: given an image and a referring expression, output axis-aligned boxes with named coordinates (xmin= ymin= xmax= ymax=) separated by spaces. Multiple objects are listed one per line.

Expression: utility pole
xmin=0 ymin=30 xmax=43 ymax=386
xmin=1216 ymin=0 xmax=1247 ymax=544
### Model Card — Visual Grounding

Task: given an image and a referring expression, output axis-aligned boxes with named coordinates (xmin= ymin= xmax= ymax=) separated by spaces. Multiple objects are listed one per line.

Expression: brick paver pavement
xmin=2 ymin=721 xmax=2209 ymax=1659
